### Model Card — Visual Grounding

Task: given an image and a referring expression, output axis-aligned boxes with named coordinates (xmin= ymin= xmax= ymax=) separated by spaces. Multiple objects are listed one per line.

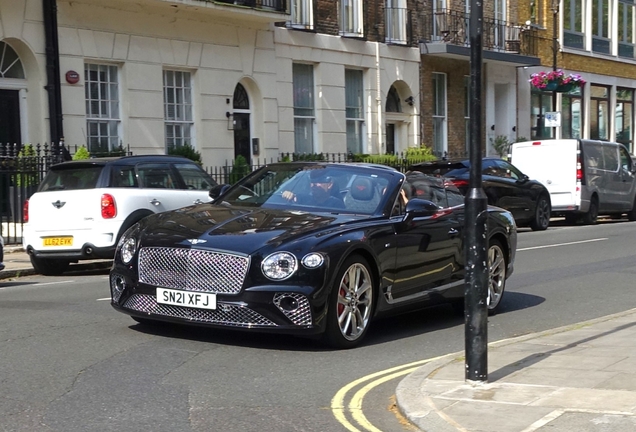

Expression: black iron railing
xmin=422 ymin=9 xmax=539 ymax=57
xmin=214 ymin=0 xmax=287 ymax=13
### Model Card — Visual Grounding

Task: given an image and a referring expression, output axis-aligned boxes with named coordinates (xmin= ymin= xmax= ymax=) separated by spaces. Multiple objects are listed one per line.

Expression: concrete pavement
xmin=396 ymin=309 xmax=636 ymax=431
xmin=4 ymin=245 xmax=636 ymax=431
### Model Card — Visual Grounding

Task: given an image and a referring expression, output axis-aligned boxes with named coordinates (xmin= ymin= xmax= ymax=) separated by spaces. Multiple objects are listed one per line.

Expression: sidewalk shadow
xmin=489 ymin=319 xmax=636 ymax=382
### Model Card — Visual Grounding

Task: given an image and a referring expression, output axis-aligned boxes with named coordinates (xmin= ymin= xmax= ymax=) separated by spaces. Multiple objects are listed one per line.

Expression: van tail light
xmin=576 ymin=154 xmax=584 ymax=182
xmin=23 ymin=199 xmax=29 ymax=223
xmin=101 ymin=194 xmax=117 ymax=219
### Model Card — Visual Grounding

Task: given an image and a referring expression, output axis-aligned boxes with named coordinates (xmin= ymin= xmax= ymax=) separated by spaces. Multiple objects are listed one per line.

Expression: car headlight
xmin=120 ymin=237 xmax=137 ymax=264
xmin=261 ymin=252 xmax=298 ymax=281
xmin=301 ymin=253 xmax=324 ymax=269
xmin=117 ymin=224 xmax=140 ymax=264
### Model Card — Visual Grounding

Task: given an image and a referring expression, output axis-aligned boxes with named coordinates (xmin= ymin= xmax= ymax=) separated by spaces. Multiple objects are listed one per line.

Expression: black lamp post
xmin=551 ymin=0 xmax=559 ymax=112
xmin=464 ymin=0 xmax=488 ymax=383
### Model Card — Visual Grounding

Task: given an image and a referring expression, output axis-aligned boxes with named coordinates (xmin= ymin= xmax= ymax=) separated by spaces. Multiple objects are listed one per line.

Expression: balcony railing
xmin=214 ymin=0 xmax=288 ymax=13
xmin=422 ymin=9 xmax=538 ymax=57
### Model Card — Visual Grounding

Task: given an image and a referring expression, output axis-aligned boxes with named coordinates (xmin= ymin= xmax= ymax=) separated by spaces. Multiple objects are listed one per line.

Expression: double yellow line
xmin=330 ymin=356 xmax=445 ymax=431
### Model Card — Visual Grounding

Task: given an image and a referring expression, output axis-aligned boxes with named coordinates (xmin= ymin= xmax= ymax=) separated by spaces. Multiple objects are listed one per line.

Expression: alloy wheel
xmin=537 ymin=199 xmax=550 ymax=228
xmin=336 ymin=262 xmax=373 ymax=341
xmin=487 ymin=242 xmax=506 ymax=311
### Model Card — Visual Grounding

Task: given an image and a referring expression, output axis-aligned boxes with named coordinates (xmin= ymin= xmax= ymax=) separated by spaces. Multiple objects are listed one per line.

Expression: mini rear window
xmin=39 ymin=166 xmax=103 ymax=191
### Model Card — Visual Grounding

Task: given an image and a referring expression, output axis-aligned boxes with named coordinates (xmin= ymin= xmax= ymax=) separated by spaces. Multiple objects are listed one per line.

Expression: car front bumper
xmin=109 ymin=267 xmax=328 ymax=336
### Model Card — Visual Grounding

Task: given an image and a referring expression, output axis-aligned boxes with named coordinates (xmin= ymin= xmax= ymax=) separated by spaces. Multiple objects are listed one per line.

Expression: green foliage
xmin=404 ymin=146 xmax=437 ymax=163
xmin=515 ymin=136 xmax=528 ymax=143
xmin=229 ymin=155 xmax=250 ymax=184
xmin=15 ymin=144 xmax=38 ymax=187
xmin=292 ymin=153 xmax=326 ymax=161
xmin=358 ymin=146 xmax=437 ymax=166
xmin=168 ymin=143 xmax=202 ymax=165
xmin=280 ymin=154 xmax=291 ymax=162
xmin=360 ymin=154 xmax=398 ymax=164
xmin=490 ymin=135 xmax=511 ymax=158
xmin=18 ymin=144 xmax=35 ymax=157
xmin=73 ymin=146 xmax=91 ymax=161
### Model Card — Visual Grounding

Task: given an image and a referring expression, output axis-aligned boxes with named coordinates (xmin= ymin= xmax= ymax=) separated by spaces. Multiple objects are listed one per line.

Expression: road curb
xmin=0 ymin=260 xmax=113 ymax=280
xmin=395 ymin=307 xmax=636 ymax=430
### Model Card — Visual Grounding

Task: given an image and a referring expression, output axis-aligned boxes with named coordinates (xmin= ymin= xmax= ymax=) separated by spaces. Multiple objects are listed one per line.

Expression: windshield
xmin=219 ymin=164 xmax=396 ymax=214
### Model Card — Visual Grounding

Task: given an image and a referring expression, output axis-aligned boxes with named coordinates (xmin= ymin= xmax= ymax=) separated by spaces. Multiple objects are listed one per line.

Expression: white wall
xmin=2 ymin=0 xmax=420 ymax=167
xmin=0 ymin=0 xmax=48 ymax=146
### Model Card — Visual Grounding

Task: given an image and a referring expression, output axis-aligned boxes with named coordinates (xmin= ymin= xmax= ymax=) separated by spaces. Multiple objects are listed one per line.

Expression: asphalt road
xmin=1 ymin=218 xmax=636 ymax=431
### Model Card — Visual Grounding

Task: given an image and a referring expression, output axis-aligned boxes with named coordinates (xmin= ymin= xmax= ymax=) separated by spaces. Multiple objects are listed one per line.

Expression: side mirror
xmin=209 ymin=184 xmax=230 ymax=201
xmin=405 ymin=198 xmax=439 ymax=218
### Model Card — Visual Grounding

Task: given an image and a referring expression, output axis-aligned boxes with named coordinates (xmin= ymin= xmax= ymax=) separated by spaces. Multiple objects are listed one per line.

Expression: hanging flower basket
xmin=529 ymin=70 xmax=586 ymax=93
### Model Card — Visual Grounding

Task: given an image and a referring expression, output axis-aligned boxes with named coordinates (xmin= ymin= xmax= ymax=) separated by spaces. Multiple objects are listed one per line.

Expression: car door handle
xmin=150 ymin=199 xmax=161 ymax=206
xmin=448 ymin=228 xmax=459 ymax=237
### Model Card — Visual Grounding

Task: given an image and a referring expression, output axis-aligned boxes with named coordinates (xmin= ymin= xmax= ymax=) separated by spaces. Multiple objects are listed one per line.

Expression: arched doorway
xmin=385 ymin=85 xmax=403 ymax=155
xmin=0 ymin=41 xmax=25 ymax=146
xmin=233 ymin=83 xmax=251 ymax=165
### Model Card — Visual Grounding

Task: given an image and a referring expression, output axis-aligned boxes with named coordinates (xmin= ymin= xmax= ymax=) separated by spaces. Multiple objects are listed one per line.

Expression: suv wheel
xmin=530 ymin=194 xmax=551 ymax=231
xmin=30 ymin=255 xmax=70 ymax=276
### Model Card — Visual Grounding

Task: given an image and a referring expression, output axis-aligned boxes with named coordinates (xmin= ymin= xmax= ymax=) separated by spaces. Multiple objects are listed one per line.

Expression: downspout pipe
xmin=43 ymin=0 xmax=65 ymax=157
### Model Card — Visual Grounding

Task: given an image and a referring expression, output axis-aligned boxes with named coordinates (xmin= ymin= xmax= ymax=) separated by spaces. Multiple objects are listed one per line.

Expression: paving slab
xmin=396 ymin=308 xmax=636 ymax=432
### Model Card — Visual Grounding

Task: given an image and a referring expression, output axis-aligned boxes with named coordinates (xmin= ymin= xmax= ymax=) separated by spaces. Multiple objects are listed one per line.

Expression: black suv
xmin=410 ymin=157 xmax=551 ymax=231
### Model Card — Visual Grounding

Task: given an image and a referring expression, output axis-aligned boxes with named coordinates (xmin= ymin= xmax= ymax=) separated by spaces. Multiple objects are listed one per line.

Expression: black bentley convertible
xmin=110 ymin=162 xmax=517 ymax=348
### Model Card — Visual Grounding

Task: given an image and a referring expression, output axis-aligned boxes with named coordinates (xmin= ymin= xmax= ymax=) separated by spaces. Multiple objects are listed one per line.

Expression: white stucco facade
xmin=0 ymin=0 xmax=421 ymax=167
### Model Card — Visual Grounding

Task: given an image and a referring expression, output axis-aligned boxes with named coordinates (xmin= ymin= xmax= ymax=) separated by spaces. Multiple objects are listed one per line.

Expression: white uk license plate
xmin=156 ymin=288 xmax=216 ymax=310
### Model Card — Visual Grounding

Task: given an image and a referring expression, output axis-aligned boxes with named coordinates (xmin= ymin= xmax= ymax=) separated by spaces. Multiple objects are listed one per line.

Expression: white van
xmin=509 ymin=139 xmax=636 ymax=224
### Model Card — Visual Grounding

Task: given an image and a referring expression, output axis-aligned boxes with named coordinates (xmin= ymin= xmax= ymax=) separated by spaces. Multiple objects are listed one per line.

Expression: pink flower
xmin=529 ymin=70 xmax=585 ymax=89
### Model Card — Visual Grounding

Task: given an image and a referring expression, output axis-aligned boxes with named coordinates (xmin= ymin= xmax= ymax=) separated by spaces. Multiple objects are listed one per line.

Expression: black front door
xmin=386 ymin=123 xmax=395 ymax=154
xmin=0 ymin=89 xmax=21 ymax=146
xmin=233 ymin=112 xmax=251 ymax=165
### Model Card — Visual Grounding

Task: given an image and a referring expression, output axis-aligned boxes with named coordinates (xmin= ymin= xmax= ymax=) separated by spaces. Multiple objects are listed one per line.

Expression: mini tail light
xmin=23 ymin=199 xmax=29 ymax=223
xmin=101 ymin=194 xmax=117 ymax=219
xmin=532 ymin=141 xmax=541 ymax=145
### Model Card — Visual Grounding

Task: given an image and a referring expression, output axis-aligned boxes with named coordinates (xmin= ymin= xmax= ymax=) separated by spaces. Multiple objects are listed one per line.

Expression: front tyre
xmin=323 ymin=255 xmax=374 ymax=349
xmin=29 ymin=255 xmax=70 ymax=276
xmin=487 ymin=240 xmax=507 ymax=315
xmin=530 ymin=194 xmax=551 ymax=231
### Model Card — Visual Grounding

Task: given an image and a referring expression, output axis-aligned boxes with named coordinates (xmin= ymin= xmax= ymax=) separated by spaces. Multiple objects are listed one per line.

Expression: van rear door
xmin=510 ymin=140 xmax=579 ymax=211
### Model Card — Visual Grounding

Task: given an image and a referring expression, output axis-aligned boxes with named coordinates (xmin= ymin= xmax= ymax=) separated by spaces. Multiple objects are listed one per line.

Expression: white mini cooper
xmin=23 ymin=155 xmax=217 ymax=275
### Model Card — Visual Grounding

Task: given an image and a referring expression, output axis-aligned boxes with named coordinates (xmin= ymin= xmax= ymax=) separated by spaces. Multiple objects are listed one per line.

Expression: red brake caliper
xmin=338 ymin=274 xmax=347 ymax=315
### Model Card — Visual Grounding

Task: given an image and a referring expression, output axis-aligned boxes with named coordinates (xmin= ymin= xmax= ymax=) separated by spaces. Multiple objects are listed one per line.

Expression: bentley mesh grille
xmin=138 ymin=247 xmax=249 ymax=294
xmin=123 ymin=294 xmax=276 ymax=327
xmin=273 ymin=293 xmax=312 ymax=326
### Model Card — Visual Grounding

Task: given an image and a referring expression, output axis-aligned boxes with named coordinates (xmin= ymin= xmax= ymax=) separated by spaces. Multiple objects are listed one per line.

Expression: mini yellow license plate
xmin=43 ymin=237 xmax=73 ymax=247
